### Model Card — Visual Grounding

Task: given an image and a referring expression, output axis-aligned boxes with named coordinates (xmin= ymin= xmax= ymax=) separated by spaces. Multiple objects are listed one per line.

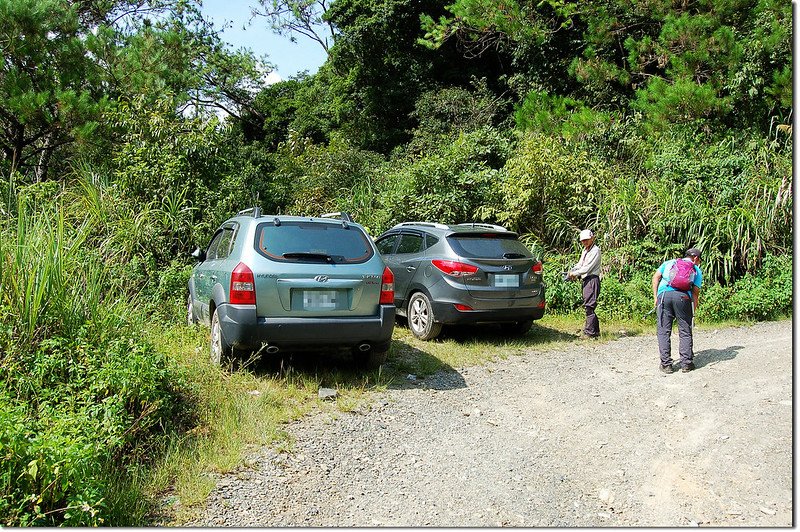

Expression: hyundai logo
xmin=314 ymin=275 xmax=329 ymax=282
xmin=503 ymin=265 xmax=513 ymax=271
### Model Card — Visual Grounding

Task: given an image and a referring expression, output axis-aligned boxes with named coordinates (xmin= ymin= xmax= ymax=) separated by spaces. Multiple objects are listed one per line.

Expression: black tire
xmin=501 ymin=319 xmax=534 ymax=336
xmin=407 ymin=292 xmax=442 ymax=341
xmin=354 ymin=347 xmax=389 ymax=369
xmin=210 ymin=308 xmax=234 ymax=366
xmin=187 ymin=295 xmax=197 ymax=326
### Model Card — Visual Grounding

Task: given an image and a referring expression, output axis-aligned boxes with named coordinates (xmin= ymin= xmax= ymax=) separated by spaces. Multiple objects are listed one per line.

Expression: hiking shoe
xmin=681 ymin=362 xmax=695 ymax=373
xmin=660 ymin=364 xmax=674 ymax=374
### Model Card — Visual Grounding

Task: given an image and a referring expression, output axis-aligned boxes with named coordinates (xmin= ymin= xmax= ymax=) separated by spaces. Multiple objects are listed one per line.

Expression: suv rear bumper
xmin=217 ymin=303 xmax=396 ymax=352
xmin=432 ymin=301 xmax=545 ymax=324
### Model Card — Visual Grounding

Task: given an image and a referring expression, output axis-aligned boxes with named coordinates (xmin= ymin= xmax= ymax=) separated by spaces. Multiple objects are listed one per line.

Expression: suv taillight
xmin=432 ymin=260 xmax=479 ymax=277
xmin=379 ymin=266 xmax=394 ymax=304
xmin=531 ymin=261 xmax=543 ymax=275
xmin=230 ymin=262 xmax=256 ymax=305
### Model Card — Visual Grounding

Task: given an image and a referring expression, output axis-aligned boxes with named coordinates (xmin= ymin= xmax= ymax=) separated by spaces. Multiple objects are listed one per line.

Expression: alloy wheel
xmin=210 ymin=311 xmax=222 ymax=366
xmin=407 ymin=292 xmax=442 ymax=340
xmin=410 ymin=298 xmax=429 ymax=333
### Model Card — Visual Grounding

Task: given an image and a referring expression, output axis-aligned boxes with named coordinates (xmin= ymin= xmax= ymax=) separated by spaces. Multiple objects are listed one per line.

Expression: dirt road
xmin=186 ymin=320 xmax=793 ymax=527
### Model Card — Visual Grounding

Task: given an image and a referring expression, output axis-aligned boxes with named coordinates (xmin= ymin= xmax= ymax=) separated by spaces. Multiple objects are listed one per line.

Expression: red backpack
xmin=666 ymin=259 xmax=696 ymax=291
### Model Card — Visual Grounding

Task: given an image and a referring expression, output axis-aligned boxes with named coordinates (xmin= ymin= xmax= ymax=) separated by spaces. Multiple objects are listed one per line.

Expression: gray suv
xmin=188 ymin=210 xmax=396 ymax=367
xmin=375 ymin=222 xmax=545 ymax=340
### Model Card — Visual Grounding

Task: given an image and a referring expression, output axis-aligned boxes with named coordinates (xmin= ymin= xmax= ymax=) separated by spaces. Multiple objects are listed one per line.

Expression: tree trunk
xmin=10 ymin=124 xmax=24 ymax=176
xmin=34 ymin=133 xmax=54 ymax=182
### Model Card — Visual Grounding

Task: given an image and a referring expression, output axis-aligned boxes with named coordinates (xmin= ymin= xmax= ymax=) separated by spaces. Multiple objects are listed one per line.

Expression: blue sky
xmin=200 ymin=0 xmax=328 ymax=82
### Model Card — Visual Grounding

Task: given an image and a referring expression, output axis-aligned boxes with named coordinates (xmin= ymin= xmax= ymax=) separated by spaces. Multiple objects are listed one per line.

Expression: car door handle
xmin=406 ymin=266 xmax=417 ymax=272
xmin=210 ymin=275 xmax=217 ymax=281
xmin=198 ymin=274 xmax=205 ymax=279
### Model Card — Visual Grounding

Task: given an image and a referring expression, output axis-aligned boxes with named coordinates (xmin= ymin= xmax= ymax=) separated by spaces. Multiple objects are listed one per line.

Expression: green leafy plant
xmin=0 ymin=190 xmax=189 ymax=526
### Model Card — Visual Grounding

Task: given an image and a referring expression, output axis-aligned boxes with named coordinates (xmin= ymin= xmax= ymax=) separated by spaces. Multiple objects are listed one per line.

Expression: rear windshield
xmin=447 ymin=233 xmax=533 ymax=259
xmin=255 ymin=222 xmax=374 ymax=264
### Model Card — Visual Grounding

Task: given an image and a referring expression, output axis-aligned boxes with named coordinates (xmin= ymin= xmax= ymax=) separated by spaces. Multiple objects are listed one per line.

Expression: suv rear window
xmin=447 ymin=233 xmax=533 ymax=259
xmin=255 ymin=221 xmax=374 ymax=263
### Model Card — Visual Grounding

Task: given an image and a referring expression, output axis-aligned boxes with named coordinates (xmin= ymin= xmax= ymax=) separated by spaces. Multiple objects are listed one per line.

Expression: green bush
xmin=699 ymin=254 xmax=792 ymax=321
xmin=544 ymin=266 xmax=653 ymax=320
xmin=144 ymin=260 xmax=193 ymax=323
xmin=638 ymin=132 xmax=792 ymax=283
xmin=697 ymin=282 xmax=732 ymax=322
xmin=544 ymin=254 xmax=791 ymax=323
xmin=407 ymin=79 xmax=508 ymax=154
xmin=541 ymin=259 xmax=583 ymax=313
xmin=269 ymin=132 xmax=387 ymax=226
xmin=0 ymin=194 xmax=191 ymax=526
xmin=595 ymin=272 xmax=653 ymax=320
xmin=515 ymin=90 xmax=614 ymax=139
xmin=0 ymin=329 xmax=188 ymax=526
xmin=376 ymin=127 xmax=512 ymax=231
xmin=495 ymin=133 xmax=610 ymax=248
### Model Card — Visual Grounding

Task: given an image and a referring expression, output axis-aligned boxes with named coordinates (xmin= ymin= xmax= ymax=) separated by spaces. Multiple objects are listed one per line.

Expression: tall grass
xmin=588 ymin=133 xmax=792 ymax=284
xmin=0 ymin=186 xmax=188 ymax=526
xmin=0 ymin=196 xmax=128 ymax=344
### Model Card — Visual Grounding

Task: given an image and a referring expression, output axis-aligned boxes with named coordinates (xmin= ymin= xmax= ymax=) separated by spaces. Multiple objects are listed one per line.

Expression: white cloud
xmin=263 ymin=70 xmax=283 ymax=85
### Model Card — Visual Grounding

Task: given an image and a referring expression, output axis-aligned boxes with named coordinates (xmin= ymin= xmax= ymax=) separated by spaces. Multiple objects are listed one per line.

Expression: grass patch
xmin=143 ymin=324 xmax=312 ymax=522
xmin=142 ymin=323 xmax=394 ymax=524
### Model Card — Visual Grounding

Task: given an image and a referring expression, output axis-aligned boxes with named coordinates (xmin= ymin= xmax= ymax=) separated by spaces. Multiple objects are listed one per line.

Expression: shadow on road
xmin=246 ymin=349 xmax=360 ymax=375
xmin=386 ymin=339 xmax=467 ymax=390
xmin=235 ymin=342 xmax=467 ymax=391
xmin=230 ymin=320 xmax=581 ymax=392
xmin=394 ymin=316 xmax=580 ymax=346
xmin=433 ymin=323 xmax=580 ymax=346
xmin=694 ymin=345 xmax=744 ymax=369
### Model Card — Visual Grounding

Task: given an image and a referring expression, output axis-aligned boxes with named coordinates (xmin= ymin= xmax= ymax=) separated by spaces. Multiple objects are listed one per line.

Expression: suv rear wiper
xmin=503 ymin=252 xmax=526 ymax=259
xmin=283 ymin=252 xmax=334 ymax=263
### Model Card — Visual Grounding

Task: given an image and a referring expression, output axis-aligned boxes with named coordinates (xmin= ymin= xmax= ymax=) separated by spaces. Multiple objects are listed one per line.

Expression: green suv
xmin=188 ymin=210 xmax=396 ymax=367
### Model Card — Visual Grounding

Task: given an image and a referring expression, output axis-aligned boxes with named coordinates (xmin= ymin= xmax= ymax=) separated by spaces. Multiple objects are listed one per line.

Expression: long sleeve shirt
xmin=570 ymin=245 xmax=601 ymax=279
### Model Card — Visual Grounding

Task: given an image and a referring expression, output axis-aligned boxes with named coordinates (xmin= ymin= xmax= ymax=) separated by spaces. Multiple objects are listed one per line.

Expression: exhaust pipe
xmin=357 ymin=343 xmax=371 ymax=352
xmin=265 ymin=345 xmax=280 ymax=354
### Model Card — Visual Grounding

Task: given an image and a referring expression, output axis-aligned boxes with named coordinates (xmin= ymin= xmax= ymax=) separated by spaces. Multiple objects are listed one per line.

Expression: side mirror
xmin=191 ymin=246 xmax=206 ymax=262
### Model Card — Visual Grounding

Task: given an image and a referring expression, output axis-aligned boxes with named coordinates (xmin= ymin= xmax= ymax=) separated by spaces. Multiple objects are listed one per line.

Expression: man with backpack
xmin=652 ymin=248 xmax=703 ymax=373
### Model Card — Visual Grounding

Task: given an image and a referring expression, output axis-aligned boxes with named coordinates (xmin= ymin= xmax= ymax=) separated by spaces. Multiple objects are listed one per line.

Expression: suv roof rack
xmin=456 ymin=222 xmax=508 ymax=232
xmin=238 ymin=207 xmax=262 ymax=218
xmin=321 ymin=212 xmax=354 ymax=223
xmin=392 ymin=221 xmax=450 ymax=230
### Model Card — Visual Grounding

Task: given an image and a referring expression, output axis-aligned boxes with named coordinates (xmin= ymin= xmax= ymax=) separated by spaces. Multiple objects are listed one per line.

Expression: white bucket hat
xmin=579 ymin=229 xmax=594 ymax=241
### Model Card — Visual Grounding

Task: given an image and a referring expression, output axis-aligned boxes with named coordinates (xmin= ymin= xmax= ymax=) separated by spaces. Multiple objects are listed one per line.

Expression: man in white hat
xmin=567 ymin=229 xmax=602 ymax=338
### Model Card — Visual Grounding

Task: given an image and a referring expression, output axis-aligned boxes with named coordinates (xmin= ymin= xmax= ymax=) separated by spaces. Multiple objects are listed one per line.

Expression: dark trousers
xmin=582 ymin=275 xmax=600 ymax=337
xmin=656 ymin=290 xmax=694 ymax=367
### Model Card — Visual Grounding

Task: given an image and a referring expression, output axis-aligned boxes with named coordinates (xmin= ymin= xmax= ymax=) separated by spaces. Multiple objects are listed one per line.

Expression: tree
xmin=420 ymin=0 xmax=792 ymax=132
xmin=0 ymin=0 xmax=108 ymax=180
xmin=0 ymin=0 xmax=267 ymax=181
xmin=317 ymin=0 xmax=512 ymax=152
xmin=251 ymin=0 xmax=335 ymax=53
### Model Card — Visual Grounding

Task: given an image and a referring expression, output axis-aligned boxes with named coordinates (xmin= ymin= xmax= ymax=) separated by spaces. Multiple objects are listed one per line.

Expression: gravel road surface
xmin=185 ymin=320 xmax=793 ymax=527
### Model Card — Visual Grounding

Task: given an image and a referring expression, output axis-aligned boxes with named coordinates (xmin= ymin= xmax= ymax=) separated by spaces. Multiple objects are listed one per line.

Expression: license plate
xmin=494 ymin=274 xmax=519 ymax=288
xmin=303 ymin=290 xmax=338 ymax=310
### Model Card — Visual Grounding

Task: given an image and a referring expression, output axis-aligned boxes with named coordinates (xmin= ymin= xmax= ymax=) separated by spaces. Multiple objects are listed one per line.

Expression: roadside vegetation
xmin=0 ymin=0 xmax=791 ymax=526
